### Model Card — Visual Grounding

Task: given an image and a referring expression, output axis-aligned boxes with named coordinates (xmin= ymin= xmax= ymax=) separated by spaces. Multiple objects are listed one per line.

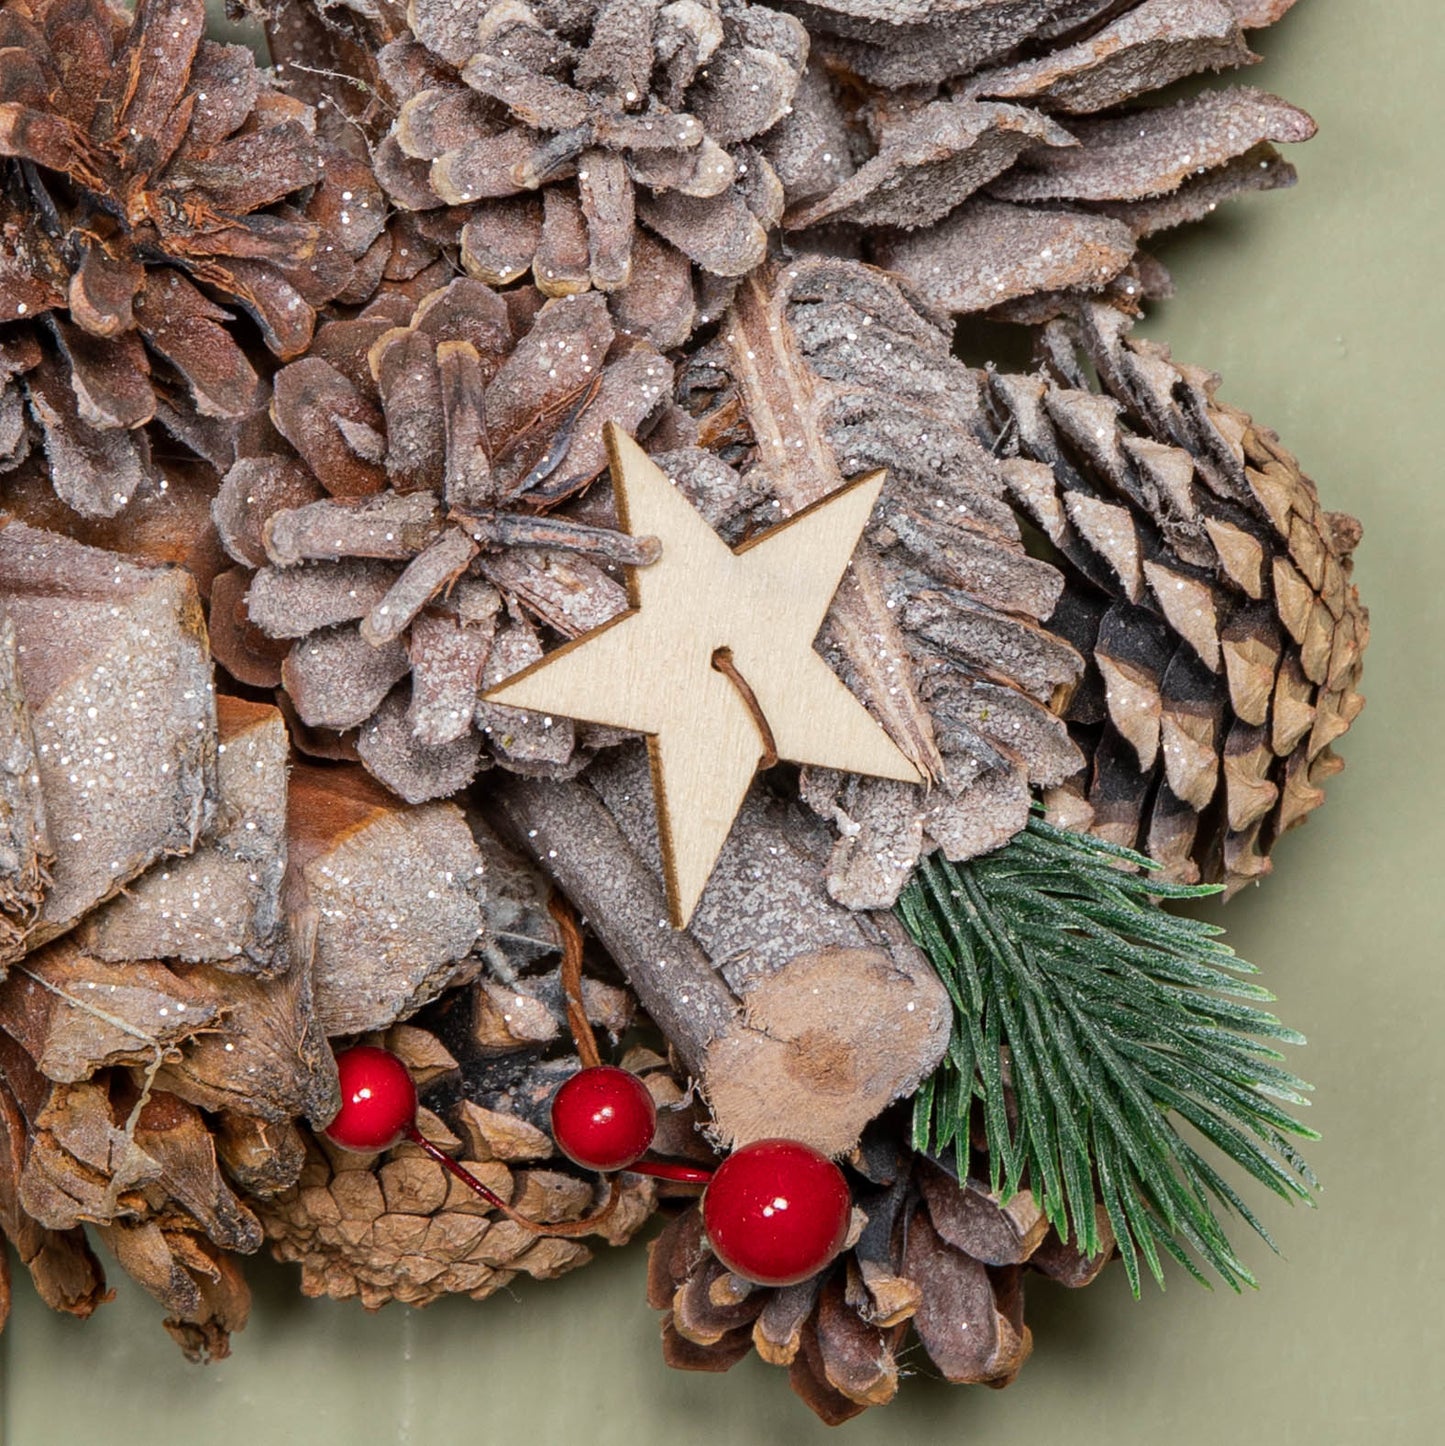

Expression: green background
xmin=3 ymin=2 xmax=1442 ymax=1440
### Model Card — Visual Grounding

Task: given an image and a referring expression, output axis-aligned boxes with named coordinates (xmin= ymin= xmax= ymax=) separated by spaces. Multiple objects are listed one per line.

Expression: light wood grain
xmin=486 ymin=425 xmax=919 ymax=924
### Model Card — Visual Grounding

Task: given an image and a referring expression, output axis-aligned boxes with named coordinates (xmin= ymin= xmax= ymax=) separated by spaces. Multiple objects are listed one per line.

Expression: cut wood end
xmin=701 ymin=946 xmax=949 ymax=1157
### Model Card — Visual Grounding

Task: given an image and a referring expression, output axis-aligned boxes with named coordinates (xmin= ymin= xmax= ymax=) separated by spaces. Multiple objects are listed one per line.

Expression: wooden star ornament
xmin=486 ymin=425 xmax=921 ymax=926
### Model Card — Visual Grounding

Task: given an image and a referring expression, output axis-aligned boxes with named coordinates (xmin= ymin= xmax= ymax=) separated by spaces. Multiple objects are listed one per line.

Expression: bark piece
xmin=286 ymin=764 xmax=487 ymax=1035
xmin=0 ymin=523 xmax=216 ymax=959
xmin=76 ymin=697 xmax=289 ymax=970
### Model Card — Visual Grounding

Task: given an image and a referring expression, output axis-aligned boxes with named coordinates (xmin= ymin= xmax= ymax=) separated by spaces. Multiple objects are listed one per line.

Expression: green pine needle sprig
xmin=896 ymin=814 xmax=1319 ymax=1295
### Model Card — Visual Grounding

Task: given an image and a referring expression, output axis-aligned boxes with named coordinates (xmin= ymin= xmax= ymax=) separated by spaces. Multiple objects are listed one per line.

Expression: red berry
xmin=702 ymin=1139 xmax=851 ymax=1287
xmin=550 ymin=1065 xmax=657 ymax=1171
xmin=325 ymin=1046 xmax=418 ymax=1152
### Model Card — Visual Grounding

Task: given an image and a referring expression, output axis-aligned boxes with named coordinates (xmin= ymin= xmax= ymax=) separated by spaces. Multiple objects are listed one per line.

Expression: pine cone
xmin=310 ymin=0 xmax=811 ymax=349
xmin=259 ymin=1025 xmax=662 ymax=1310
xmin=214 ymin=275 xmax=684 ymax=800
xmin=982 ymin=303 xmax=1367 ymax=890
xmin=0 ymin=0 xmax=384 ymax=516
xmin=672 ymin=255 xmax=1087 ymax=908
xmin=670 ymin=257 xmax=1365 ymax=901
xmin=763 ymin=0 xmax=1313 ymax=319
xmin=647 ymin=1119 xmax=1111 ymax=1424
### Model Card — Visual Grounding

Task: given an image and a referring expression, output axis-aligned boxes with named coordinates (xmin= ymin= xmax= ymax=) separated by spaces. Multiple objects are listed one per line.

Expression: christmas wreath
xmin=0 ymin=0 xmax=1365 ymax=1423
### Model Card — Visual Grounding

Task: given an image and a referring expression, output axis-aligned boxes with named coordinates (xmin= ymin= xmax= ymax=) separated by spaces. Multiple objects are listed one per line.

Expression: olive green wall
xmin=3 ymin=2 xmax=1441 ymax=1441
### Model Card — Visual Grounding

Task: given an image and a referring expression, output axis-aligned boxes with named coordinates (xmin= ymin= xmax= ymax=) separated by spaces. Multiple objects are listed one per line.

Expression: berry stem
xmin=404 ymin=1124 xmax=511 ymax=1211
xmin=548 ymin=892 xmax=603 ymax=1070
xmin=624 ymin=1158 xmax=714 ymax=1185
xmin=402 ymin=1125 xmax=623 ymax=1237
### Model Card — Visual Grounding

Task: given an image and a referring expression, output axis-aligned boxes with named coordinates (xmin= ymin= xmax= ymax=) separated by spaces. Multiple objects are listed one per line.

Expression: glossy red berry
xmin=702 ymin=1138 xmax=851 ymax=1287
xmin=550 ymin=1065 xmax=657 ymax=1171
xmin=325 ymin=1046 xmax=418 ymax=1152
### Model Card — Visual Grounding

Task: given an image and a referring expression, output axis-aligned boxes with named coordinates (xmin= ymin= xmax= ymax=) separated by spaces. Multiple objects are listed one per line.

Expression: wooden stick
xmin=489 ymin=775 xmax=739 ymax=1078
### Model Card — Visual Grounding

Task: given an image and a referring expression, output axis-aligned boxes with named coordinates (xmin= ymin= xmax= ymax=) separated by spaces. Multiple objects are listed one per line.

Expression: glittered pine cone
xmin=647 ymin=1118 xmax=1111 ymax=1424
xmin=345 ymin=0 xmax=808 ymax=348
xmin=210 ymin=276 xmax=687 ymax=800
xmin=668 ymin=257 xmax=1365 ymax=902
xmin=0 ymin=0 xmax=385 ymax=516
xmin=672 ymin=254 xmax=1089 ymax=909
xmin=762 ymin=0 xmax=1314 ymax=319
xmin=983 ymin=302 xmax=1368 ymax=892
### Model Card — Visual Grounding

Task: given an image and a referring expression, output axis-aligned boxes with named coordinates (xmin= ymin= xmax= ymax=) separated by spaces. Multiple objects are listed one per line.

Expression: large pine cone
xmin=271 ymin=0 xmax=810 ymax=346
xmin=984 ymin=303 xmax=1368 ymax=890
xmin=768 ymin=0 xmax=1313 ymax=320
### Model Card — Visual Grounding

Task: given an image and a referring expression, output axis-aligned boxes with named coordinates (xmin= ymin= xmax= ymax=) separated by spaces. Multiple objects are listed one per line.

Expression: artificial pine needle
xmin=898 ymin=814 xmax=1318 ymax=1293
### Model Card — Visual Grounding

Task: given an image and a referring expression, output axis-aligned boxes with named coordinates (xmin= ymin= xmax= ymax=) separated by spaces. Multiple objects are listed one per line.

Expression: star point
xmin=486 ymin=424 xmax=919 ymax=926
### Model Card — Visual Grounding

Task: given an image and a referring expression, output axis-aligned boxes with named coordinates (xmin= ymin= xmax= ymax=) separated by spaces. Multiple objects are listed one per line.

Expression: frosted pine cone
xmin=347 ymin=0 xmax=808 ymax=348
xmin=212 ymin=276 xmax=679 ymax=801
xmin=764 ymin=0 xmax=1314 ymax=318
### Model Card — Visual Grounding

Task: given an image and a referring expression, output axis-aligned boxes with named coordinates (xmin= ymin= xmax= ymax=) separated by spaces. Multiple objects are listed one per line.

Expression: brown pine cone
xmin=982 ymin=303 xmax=1367 ymax=890
xmin=647 ymin=1121 xmax=1112 ymax=1424
xmin=258 ymin=1026 xmax=663 ymax=1310
xmin=212 ymin=275 xmax=681 ymax=800
xmin=0 ymin=0 xmax=384 ymax=515
xmin=765 ymin=0 xmax=1313 ymax=319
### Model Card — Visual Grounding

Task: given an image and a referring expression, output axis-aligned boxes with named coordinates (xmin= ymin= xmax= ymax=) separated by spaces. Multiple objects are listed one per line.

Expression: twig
xmin=547 ymin=893 xmax=602 ymax=1069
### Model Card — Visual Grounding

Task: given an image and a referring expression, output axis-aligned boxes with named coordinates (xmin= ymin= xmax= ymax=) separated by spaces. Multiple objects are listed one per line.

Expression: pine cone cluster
xmin=0 ymin=522 xmax=657 ymax=1349
xmin=0 ymin=0 xmax=1367 ymax=1420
